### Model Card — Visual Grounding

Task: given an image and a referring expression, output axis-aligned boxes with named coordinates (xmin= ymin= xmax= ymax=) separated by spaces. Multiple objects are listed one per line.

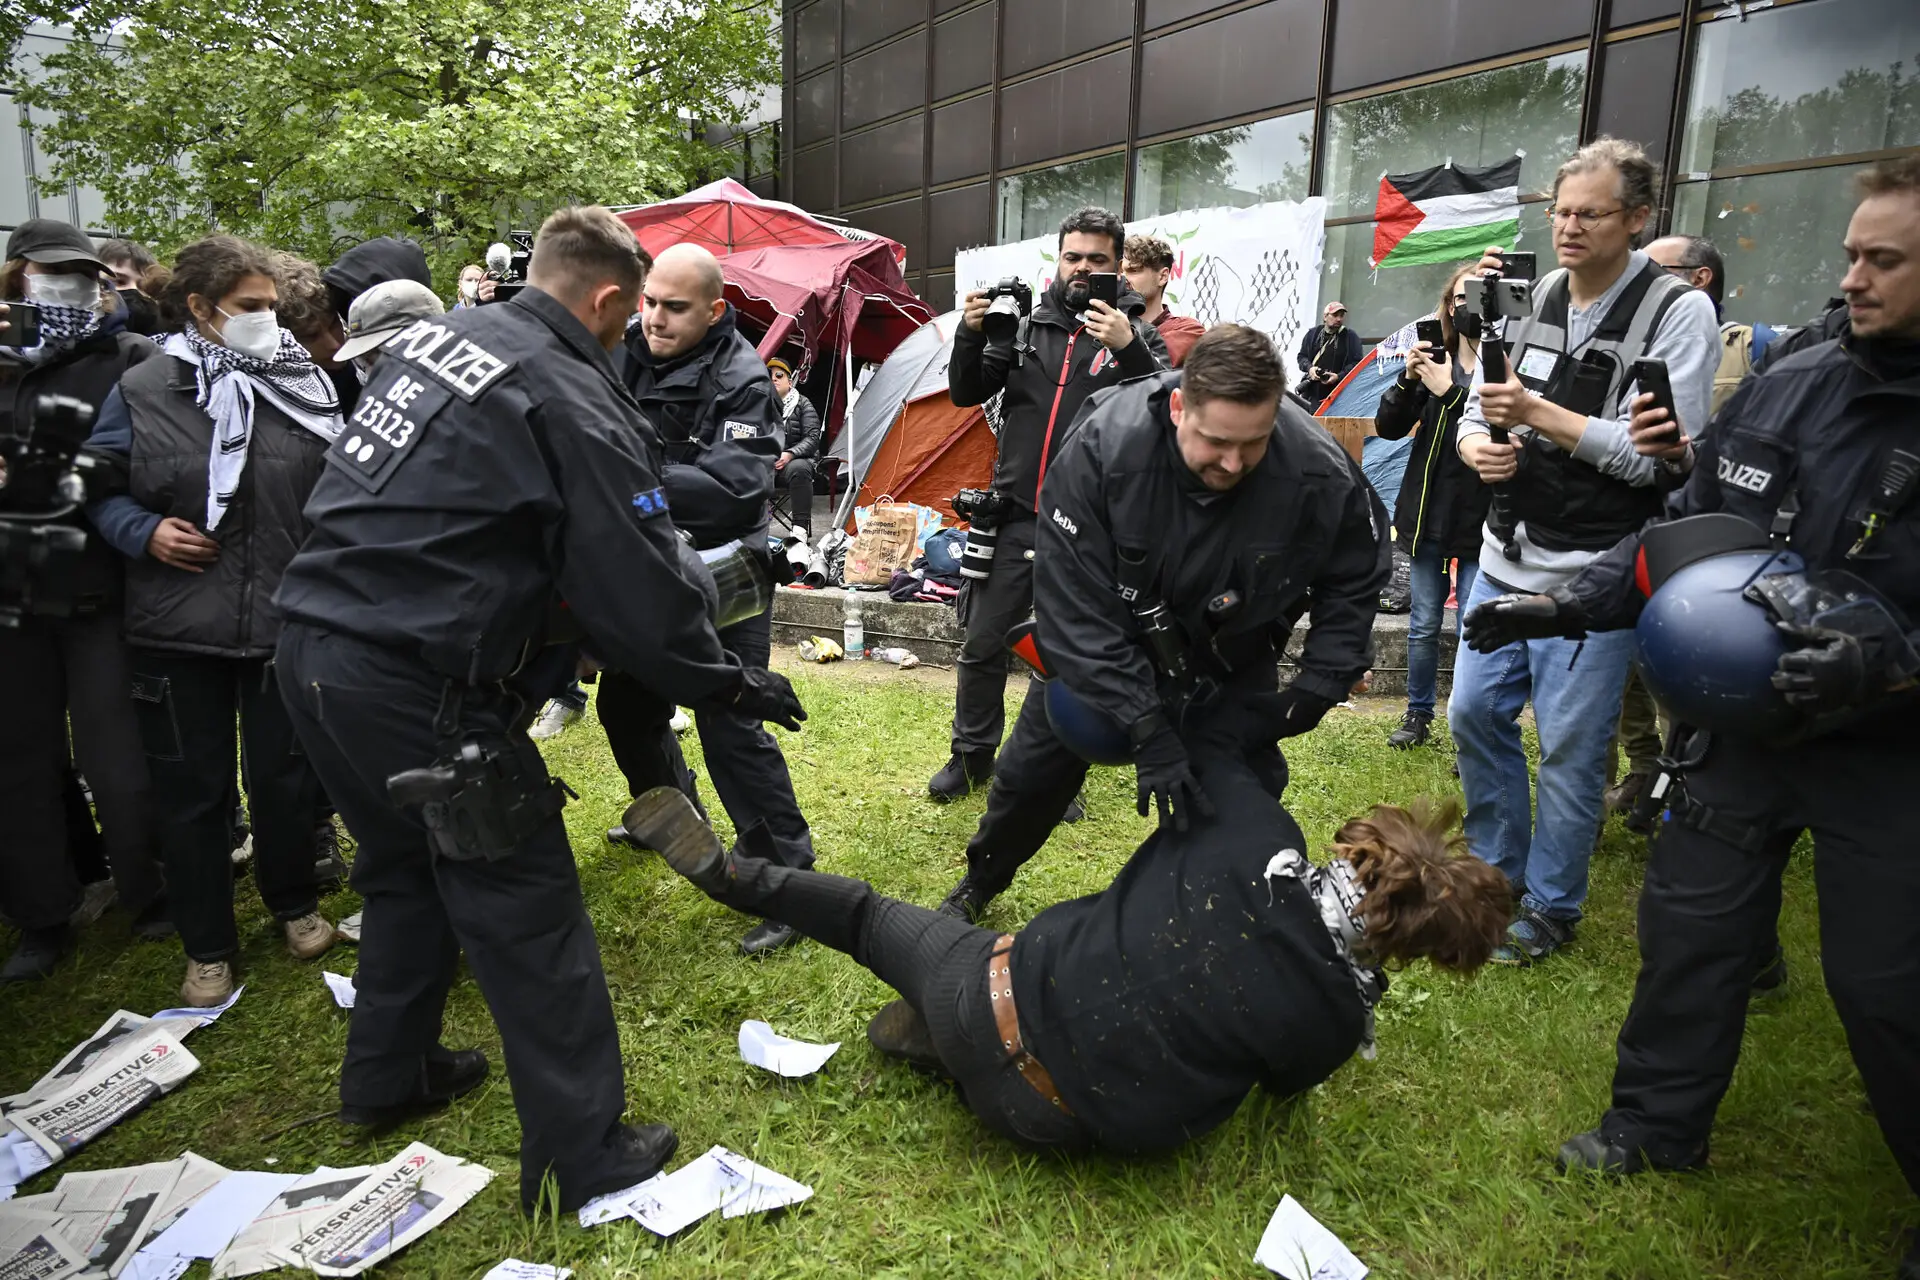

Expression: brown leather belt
xmin=988 ymin=934 xmax=1072 ymax=1114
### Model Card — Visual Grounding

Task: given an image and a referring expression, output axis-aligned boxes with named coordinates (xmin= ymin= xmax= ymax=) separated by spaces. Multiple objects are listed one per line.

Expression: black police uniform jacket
xmin=275 ymin=287 xmax=741 ymax=698
xmin=619 ymin=304 xmax=779 ymax=549
xmin=1564 ymin=333 xmax=1920 ymax=738
xmin=949 ymin=283 xmax=1168 ymax=516
xmin=1034 ymin=370 xmax=1390 ymax=738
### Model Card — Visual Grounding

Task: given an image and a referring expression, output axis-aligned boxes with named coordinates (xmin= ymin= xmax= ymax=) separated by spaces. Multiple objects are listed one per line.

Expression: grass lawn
xmin=6 ymin=659 xmax=1913 ymax=1279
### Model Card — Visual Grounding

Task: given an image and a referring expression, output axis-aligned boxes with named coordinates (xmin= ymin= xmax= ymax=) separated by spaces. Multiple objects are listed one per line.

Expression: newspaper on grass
xmin=210 ymin=1167 xmax=372 ymax=1279
xmin=270 ymin=1144 xmax=493 ymax=1277
xmin=1253 ymin=1195 xmax=1367 ymax=1280
xmin=46 ymin=1159 xmax=187 ymax=1278
xmin=482 ymin=1261 xmax=571 ymax=1280
xmin=146 ymin=1172 xmax=297 ymax=1266
xmin=7 ymin=1029 xmax=198 ymax=1168
xmin=578 ymin=1146 xmax=811 ymax=1237
xmin=129 ymin=1153 xmax=229 ymax=1256
xmin=0 ymin=1205 xmax=90 ymax=1280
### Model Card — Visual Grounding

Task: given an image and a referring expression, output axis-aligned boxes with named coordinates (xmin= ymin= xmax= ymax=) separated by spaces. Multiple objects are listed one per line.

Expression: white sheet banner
xmin=953 ymin=198 xmax=1327 ymax=367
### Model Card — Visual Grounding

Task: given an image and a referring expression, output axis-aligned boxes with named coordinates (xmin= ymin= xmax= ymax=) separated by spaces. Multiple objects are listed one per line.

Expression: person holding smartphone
xmin=1373 ymin=265 xmax=1491 ymax=751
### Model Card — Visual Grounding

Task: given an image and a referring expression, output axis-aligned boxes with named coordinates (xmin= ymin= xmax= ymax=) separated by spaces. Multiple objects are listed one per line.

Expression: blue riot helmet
xmin=1043 ymin=679 xmax=1133 ymax=766
xmin=1635 ymin=549 xmax=1802 ymax=740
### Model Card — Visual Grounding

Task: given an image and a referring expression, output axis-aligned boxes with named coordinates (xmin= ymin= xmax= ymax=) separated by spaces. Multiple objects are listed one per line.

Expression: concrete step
xmin=771 ymin=586 xmax=1457 ymax=698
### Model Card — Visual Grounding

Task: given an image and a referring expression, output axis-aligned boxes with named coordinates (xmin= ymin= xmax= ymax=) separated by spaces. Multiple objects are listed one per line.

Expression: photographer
xmin=936 ymin=206 xmax=1167 ymax=802
xmin=1450 ymin=138 xmax=1719 ymax=966
xmin=1465 ymin=157 xmax=1920 ymax=1274
xmin=1295 ymin=301 xmax=1362 ymax=409
xmin=0 ymin=220 xmax=168 ymax=980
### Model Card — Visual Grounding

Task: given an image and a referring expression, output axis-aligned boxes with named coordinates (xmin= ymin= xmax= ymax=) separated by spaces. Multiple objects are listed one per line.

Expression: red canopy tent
xmin=615 ymin=178 xmax=905 ymax=264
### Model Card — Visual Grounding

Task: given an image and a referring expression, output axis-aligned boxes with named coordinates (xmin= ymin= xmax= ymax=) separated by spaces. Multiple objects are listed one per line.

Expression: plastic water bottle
xmin=843 ymin=596 xmax=865 ymax=660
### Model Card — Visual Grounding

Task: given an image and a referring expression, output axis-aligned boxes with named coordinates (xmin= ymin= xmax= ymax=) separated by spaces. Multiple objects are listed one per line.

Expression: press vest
xmin=1500 ymin=260 xmax=1688 ymax=552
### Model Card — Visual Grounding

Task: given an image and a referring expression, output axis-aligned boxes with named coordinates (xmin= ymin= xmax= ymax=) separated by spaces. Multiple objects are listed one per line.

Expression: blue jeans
xmin=1447 ymin=570 xmax=1636 ymax=921
xmin=1405 ymin=547 xmax=1478 ymax=717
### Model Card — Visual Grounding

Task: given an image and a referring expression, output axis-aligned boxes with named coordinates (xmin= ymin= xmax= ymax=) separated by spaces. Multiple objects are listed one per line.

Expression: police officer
xmin=273 ymin=206 xmax=806 ymax=1214
xmin=1465 ymin=155 xmax=1920 ymax=1276
xmin=598 ymin=242 xmax=815 ymax=956
xmin=938 ymin=324 xmax=1388 ymax=921
xmin=936 ymin=206 xmax=1169 ymax=803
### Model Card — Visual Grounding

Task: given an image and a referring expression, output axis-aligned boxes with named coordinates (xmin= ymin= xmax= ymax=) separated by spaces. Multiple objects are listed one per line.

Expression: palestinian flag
xmin=1370 ymin=156 xmax=1522 ymax=269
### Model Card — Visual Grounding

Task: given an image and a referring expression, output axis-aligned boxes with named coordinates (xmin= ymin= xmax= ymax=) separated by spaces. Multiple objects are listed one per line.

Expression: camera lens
xmin=982 ymin=298 xmax=1020 ymax=344
xmin=959 ymin=524 xmax=998 ymax=580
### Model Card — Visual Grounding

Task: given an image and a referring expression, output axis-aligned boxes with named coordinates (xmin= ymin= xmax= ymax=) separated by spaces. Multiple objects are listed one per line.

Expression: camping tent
xmin=615 ymin=178 xmax=904 ymax=263
xmin=827 ymin=311 xmax=996 ymax=531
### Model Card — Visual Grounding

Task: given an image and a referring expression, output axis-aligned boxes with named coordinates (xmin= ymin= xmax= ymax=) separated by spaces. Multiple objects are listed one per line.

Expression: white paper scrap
xmin=141 ymin=1171 xmax=296 ymax=1262
xmin=576 ymin=1183 xmax=650 ymax=1228
xmin=335 ymin=913 xmax=362 ymax=944
xmin=121 ymin=1256 xmax=191 ymax=1280
xmin=713 ymin=1148 xmax=812 ymax=1220
xmin=323 ymin=972 xmax=356 ymax=1010
xmin=149 ymin=986 xmax=246 ymax=1034
xmin=738 ymin=1021 xmax=839 ymax=1078
xmin=483 ymin=1260 xmax=572 ymax=1280
xmin=1253 ymin=1195 xmax=1367 ymax=1280
xmin=623 ymin=1156 xmax=732 ymax=1237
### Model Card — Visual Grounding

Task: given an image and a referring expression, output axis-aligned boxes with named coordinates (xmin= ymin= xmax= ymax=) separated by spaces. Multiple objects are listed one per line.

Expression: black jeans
xmin=1601 ymin=733 xmax=1920 ymax=1196
xmin=715 ymin=849 xmax=1090 ymax=1149
xmin=599 ymin=609 xmax=814 ymax=869
xmin=131 ymin=648 xmax=320 ymax=961
xmin=0 ymin=613 xmax=164 ymax=931
xmin=777 ymin=457 xmax=816 ymax=534
xmin=277 ymin=623 xmax=632 ymax=1207
xmin=951 ymin=515 xmax=1036 ymax=757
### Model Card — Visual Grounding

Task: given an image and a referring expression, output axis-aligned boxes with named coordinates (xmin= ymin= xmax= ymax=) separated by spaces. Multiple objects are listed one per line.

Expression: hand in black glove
xmin=1462 ymin=590 xmax=1586 ymax=653
xmin=1770 ymin=623 xmax=1868 ymax=713
xmin=1260 ymin=685 xmax=1339 ymax=739
xmin=1133 ymin=727 xmax=1213 ymax=832
xmin=730 ymin=667 xmax=808 ymax=732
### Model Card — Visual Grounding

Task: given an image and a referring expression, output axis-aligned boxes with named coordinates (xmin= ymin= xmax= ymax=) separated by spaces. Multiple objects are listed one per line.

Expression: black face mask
xmin=118 ymin=288 xmax=163 ymax=336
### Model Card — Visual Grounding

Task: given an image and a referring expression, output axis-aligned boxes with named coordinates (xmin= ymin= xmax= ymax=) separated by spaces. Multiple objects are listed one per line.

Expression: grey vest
xmin=121 ymin=356 xmax=330 ymax=657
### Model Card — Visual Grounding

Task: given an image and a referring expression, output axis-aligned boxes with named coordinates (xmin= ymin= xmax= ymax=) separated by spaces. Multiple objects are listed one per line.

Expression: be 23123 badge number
xmin=329 ymin=370 xmax=452 ymax=492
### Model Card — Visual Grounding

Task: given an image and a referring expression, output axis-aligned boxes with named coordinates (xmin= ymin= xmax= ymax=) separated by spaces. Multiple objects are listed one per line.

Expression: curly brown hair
xmin=158 ymin=234 xmax=277 ymax=331
xmin=269 ymin=250 xmax=335 ymax=343
xmin=1331 ymin=800 xmax=1511 ymax=972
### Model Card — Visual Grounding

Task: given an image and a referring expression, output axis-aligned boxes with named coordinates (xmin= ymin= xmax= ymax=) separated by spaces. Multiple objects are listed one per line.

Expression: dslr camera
xmin=481 ymin=238 xmax=534 ymax=305
xmin=952 ymin=486 xmax=1010 ymax=581
xmin=0 ymin=394 xmax=111 ymax=625
xmin=980 ymin=277 xmax=1032 ymax=347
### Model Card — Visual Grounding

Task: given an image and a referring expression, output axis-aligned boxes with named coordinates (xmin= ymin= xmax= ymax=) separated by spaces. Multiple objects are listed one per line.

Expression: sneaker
xmin=1 ymin=926 xmax=75 ymax=982
xmin=1556 ymin=1127 xmax=1707 ymax=1175
xmin=1388 ymin=709 xmax=1433 ymax=750
xmin=182 ymin=958 xmax=235 ymax=1007
xmin=340 ymin=1048 xmax=491 ymax=1132
xmin=314 ymin=820 xmax=349 ymax=890
xmin=528 ymin=700 xmax=583 ymax=741
xmin=928 ymin=750 xmax=995 ymax=803
xmin=670 ymin=707 xmax=691 ymax=734
xmin=231 ymin=829 xmax=254 ymax=871
xmin=1491 ymin=907 xmax=1575 ymax=966
xmin=936 ymin=874 xmax=992 ymax=924
xmin=1604 ymin=771 xmax=1653 ymax=816
xmin=284 ymin=911 xmax=337 ymax=960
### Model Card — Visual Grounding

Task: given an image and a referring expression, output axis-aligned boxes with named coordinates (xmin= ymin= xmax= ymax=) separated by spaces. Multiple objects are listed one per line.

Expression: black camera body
xmin=952 ymin=486 xmax=1010 ymax=581
xmin=981 ymin=277 xmax=1033 ymax=346
xmin=0 ymin=394 xmax=109 ymax=626
xmin=481 ymin=242 xmax=533 ymax=305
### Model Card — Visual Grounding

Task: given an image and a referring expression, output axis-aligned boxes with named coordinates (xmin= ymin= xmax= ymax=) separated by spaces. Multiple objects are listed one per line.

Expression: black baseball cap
xmin=5 ymin=219 xmax=110 ymax=274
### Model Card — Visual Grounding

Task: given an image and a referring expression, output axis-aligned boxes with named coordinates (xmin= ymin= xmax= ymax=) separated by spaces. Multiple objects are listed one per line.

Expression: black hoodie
xmin=949 ymin=278 xmax=1167 ymax=516
xmin=320 ymin=237 xmax=435 ymax=410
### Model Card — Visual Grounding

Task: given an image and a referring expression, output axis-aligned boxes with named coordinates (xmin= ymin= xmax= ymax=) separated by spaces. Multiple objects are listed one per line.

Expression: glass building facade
xmin=781 ymin=0 xmax=1920 ymax=332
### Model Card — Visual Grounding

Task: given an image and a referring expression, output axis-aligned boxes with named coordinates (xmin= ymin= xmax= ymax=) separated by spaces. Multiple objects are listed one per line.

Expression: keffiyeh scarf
xmin=1264 ymin=846 xmax=1387 ymax=1060
xmin=6 ymin=302 xmax=101 ymax=363
xmin=779 ymin=385 xmax=802 ymax=421
xmin=167 ymin=325 xmax=342 ymax=533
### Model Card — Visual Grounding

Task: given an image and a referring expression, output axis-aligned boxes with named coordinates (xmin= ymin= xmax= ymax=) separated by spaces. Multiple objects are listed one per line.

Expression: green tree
xmin=11 ymin=0 xmax=778 ymax=281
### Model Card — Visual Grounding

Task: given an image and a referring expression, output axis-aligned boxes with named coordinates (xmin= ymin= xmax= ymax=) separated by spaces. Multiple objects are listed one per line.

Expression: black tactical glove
xmin=1463 ymin=588 xmax=1589 ymax=653
xmin=1260 ymin=685 xmax=1339 ymax=739
xmin=730 ymin=667 xmax=807 ymax=732
xmin=1133 ymin=725 xmax=1213 ymax=833
xmin=1770 ymin=623 xmax=1869 ymax=713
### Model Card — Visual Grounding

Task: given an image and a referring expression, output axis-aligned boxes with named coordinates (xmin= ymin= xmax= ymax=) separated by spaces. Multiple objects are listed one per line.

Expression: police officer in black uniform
xmin=595 ymin=242 xmax=816 ymax=957
xmin=273 ymin=207 xmax=806 ymax=1215
xmin=935 ymin=206 xmax=1169 ymax=803
xmin=1465 ymin=156 xmax=1920 ymax=1277
xmin=938 ymin=324 xmax=1390 ymax=921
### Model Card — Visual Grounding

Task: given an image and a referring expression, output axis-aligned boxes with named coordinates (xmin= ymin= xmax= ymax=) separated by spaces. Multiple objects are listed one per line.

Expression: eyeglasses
xmin=1546 ymin=204 xmax=1627 ymax=228
xmin=1657 ymin=262 xmax=1700 ymax=276
xmin=1451 ymin=294 xmax=1469 ymax=304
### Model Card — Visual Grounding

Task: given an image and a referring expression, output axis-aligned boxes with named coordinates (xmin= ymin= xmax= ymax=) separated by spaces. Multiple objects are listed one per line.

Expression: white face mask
xmin=460 ymin=280 xmax=479 ymax=300
xmin=216 ymin=306 xmax=282 ymax=361
xmin=27 ymin=272 xmax=100 ymax=310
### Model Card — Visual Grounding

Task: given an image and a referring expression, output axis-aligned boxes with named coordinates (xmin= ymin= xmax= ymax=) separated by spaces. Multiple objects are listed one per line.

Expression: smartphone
xmin=1087 ymin=273 xmax=1119 ymax=308
xmin=4 ymin=300 xmax=42 ymax=348
xmin=1501 ymin=251 xmax=1537 ymax=282
xmin=1415 ymin=318 xmax=1445 ymax=354
xmin=1630 ymin=357 xmax=1679 ymax=439
xmin=1496 ymin=278 xmax=1534 ymax=312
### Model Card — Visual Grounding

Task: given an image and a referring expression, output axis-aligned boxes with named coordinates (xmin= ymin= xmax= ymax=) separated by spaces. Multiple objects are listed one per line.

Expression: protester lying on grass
xmin=622 ymin=694 xmax=1510 ymax=1153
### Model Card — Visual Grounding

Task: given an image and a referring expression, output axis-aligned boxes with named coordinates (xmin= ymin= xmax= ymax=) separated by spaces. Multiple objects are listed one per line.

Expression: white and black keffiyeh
xmin=6 ymin=302 xmax=101 ymax=363
xmin=1264 ymin=846 xmax=1387 ymax=1060
xmin=166 ymin=324 xmax=342 ymax=532
xmin=779 ymin=385 xmax=802 ymax=421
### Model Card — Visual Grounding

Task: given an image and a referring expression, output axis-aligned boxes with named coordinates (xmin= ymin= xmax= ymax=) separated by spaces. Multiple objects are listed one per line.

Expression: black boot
xmin=928 ymin=750 xmax=995 ymax=802
xmin=1387 ymin=709 xmax=1432 ymax=750
xmin=1556 ymin=1128 xmax=1707 ymax=1175
xmin=314 ymin=819 xmax=350 ymax=891
xmin=1059 ymin=790 xmax=1086 ymax=824
xmin=739 ymin=921 xmax=799 ymax=956
xmin=529 ymin=1123 xmax=680 ymax=1216
xmin=1 ymin=925 xmax=74 ymax=982
xmin=621 ymin=788 xmax=733 ymax=894
xmin=936 ymin=874 xmax=993 ymax=924
xmin=1751 ymin=944 xmax=1789 ymax=994
xmin=867 ymin=999 xmax=948 ymax=1076
xmin=339 ymin=1048 xmax=490 ymax=1132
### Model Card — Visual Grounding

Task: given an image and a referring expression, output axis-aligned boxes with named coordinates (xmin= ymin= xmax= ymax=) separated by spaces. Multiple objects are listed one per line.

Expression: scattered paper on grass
xmin=579 ymin=1146 xmax=811 ymax=1237
xmin=272 ymin=1143 xmax=494 ymax=1277
xmin=120 ymin=1256 xmax=190 ymax=1280
xmin=575 ymin=1186 xmax=641 ymax=1229
xmin=210 ymin=1166 xmax=370 ymax=1279
xmin=737 ymin=1022 xmax=839 ymax=1078
xmin=0 ymin=1204 xmax=91 ymax=1279
xmin=483 ymin=1260 xmax=572 ymax=1280
xmin=47 ymin=1159 xmax=181 ymax=1277
xmin=127 ymin=1154 xmax=228 ymax=1260
xmin=148 ymin=986 xmax=245 ymax=1033
xmin=8 ymin=1029 xmax=199 ymax=1170
xmin=1253 ymin=1195 xmax=1367 ymax=1280
xmin=143 ymin=1171 xmax=296 ymax=1263
xmin=335 ymin=914 xmax=362 ymax=944
xmin=322 ymin=973 xmax=356 ymax=1010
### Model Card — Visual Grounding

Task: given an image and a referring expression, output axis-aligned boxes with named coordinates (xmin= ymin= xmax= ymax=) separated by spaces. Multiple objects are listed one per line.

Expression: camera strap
xmin=1033 ymin=326 xmax=1085 ymax=510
